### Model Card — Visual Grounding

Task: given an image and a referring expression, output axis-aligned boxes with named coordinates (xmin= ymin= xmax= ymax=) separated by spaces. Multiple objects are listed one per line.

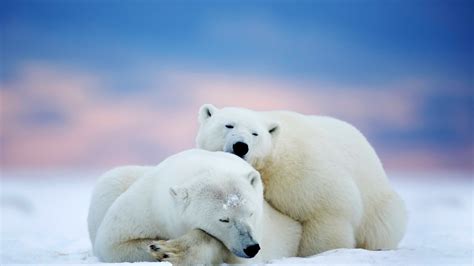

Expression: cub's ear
xmin=198 ymin=104 xmax=218 ymax=123
xmin=248 ymin=171 xmax=261 ymax=188
xmin=268 ymin=122 xmax=280 ymax=136
xmin=169 ymin=186 xmax=189 ymax=204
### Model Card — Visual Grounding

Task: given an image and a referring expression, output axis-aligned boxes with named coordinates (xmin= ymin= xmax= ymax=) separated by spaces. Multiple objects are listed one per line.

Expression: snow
xmin=1 ymin=170 xmax=472 ymax=265
xmin=223 ymin=193 xmax=245 ymax=209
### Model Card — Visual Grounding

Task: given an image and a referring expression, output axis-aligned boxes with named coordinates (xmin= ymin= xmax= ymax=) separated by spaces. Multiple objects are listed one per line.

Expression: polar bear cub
xmin=88 ymin=149 xmax=301 ymax=263
xmin=196 ymin=104 xmax=407 ymax=256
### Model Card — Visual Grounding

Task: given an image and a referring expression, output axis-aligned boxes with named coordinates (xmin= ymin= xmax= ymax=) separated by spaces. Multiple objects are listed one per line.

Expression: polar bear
xmin=196 ymin=104 xmax=407 ymax=256
xmin=88 ymin=149 xmax=301 ymax=264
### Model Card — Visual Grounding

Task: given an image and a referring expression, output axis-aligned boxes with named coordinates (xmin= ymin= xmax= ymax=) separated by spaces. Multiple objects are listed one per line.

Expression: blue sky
xmin=2 ymin=1 xmax=473 ymax=86
xmin=1 ymin=1 xmax=473 ymax=169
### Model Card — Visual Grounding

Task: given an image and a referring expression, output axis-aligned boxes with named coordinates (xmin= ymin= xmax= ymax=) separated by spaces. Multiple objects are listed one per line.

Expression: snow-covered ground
xmin=1 ymin=170 xmax=472 ymax=265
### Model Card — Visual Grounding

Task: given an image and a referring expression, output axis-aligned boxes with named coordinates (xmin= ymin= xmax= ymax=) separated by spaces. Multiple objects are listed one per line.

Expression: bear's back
xmin=88 ymin=165 xmax=154 ymax=246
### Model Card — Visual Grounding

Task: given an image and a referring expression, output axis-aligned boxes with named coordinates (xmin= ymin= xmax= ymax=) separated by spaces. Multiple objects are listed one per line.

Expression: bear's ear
xmin=169 ymin=186 xmax=189 ymax=204
xmin=268 ymin=122 xmax=280 ymax=136
xmin=248 ymin=171 xmax=261 ymax=188
xmin=198 ymin=104 xmax=218 ymax=124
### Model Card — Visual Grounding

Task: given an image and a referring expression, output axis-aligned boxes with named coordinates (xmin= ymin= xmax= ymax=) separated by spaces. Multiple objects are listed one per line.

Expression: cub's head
xmin=196 ymin=104 xmax=279 ymax=168
xmin=169 ymin=169 xmax=264 ymax=258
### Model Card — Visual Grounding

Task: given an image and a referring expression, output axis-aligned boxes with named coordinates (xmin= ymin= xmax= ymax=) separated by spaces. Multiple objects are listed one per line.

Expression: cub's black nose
xmin=232 ymin=142 xmax=249 ymax=158
xmin=243 ymin=244 xmax=260 ymax=258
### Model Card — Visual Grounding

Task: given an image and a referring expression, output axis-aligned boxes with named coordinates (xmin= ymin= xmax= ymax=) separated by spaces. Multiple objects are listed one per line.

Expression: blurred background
xmin=1 ymin=0 xmax=473 ymax=172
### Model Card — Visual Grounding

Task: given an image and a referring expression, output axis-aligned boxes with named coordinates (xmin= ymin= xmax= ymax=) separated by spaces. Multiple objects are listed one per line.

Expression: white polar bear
xmin=87 ymin=149 xmax=301 ymax=264
xmin=196 ymin=104 xmax=407 ymax=256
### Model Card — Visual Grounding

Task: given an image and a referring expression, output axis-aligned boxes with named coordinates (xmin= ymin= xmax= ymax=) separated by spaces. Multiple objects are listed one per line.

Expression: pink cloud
xmin=160 ymin=70 xmax=421 ymax=132
xmin=0 ymin=63 xmax=202 ymax=168
xmin=0 ymin=62 xmax=469 ymax=170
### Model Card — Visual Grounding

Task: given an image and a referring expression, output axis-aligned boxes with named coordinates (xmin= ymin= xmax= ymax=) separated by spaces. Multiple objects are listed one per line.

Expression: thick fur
xmin=87 ymin=149 xmax=301 ymax=263
xmin=196 ymin=105 xmax=407 ymax=256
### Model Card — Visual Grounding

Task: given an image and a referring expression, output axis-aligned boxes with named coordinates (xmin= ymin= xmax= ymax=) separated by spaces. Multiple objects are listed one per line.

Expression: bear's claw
xmin=149 ymin=244 xmax=159 ymax=251
xmin=148 ymin=240 xmax=186 ymax=263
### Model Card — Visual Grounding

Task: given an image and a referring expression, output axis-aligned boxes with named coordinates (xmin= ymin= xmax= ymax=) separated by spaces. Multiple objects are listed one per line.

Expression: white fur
xmin=88 ymin=149 xmax=301 ymax=263
xmin=196 ymin=105 xmax=407 ymax=256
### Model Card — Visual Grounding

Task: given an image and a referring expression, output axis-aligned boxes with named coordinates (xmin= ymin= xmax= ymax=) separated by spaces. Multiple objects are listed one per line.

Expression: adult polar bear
xmin=88 ymin=149 xmax=301 ymax=263
xmin=196 ymin=104 xmax=407 ymax=256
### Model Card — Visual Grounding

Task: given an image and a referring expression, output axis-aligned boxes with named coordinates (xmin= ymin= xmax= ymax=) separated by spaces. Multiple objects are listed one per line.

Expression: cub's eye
xmin=219 ymin=218 xmax=230 ymax=223
xmin=225 ymin=125 xmax=234 ymax=129
xmin=252 ymin=133 xmax=258 ymax=136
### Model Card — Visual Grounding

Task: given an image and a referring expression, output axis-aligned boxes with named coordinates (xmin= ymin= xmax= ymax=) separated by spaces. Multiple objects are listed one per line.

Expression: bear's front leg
xmin=298 ymin=217 xmax=355 ymax=257
xmin=148 ymin=229 xmax=230 ymax=265
xmin=298 ymin=216 xmax=356 ymax=256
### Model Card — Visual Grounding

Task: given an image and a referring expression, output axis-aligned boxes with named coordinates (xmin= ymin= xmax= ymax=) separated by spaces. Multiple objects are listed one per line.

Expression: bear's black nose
xmin=243 ymin=244 xmax=260 ymax=258
xmin=232 ymin=142 xmax=249 ymax=158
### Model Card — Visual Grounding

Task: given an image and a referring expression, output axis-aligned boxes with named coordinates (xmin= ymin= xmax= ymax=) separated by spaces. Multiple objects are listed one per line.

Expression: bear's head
xmin=168 ymin=154 xmax=264 ymax=258
xmin=196 ymin=104 xmax=279 ymax=169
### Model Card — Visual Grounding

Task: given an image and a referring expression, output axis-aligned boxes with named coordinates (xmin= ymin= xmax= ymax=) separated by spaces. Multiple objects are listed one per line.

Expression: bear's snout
xmin=243 ymin=243 xmax=260 ymax=258
xmin=232 ymin=142 xmax=249 ymax=158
